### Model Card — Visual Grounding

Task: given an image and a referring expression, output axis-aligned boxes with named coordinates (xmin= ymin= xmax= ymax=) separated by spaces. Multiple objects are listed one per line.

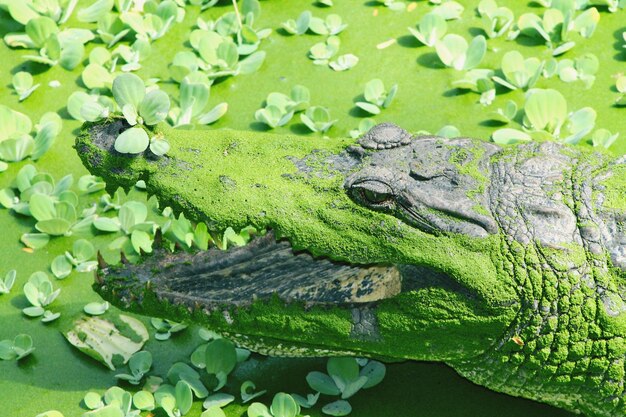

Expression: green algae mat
xmin=1 ymin=0 xmax=625 ymax=416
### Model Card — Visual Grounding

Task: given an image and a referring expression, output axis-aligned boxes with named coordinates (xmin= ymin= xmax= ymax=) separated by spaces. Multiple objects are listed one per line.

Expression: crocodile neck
xmin=452 ymin=142 xmax=626 ymax=416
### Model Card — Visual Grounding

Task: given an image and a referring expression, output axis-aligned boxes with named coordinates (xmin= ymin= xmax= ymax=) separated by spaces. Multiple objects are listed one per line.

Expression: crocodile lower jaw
xmin=96 ymin=230 xmax=404 ymax=309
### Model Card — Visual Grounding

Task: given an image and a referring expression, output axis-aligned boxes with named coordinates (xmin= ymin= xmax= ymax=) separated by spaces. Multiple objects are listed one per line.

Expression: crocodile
xmin=76 ymin=120 xmax=626 ymax=417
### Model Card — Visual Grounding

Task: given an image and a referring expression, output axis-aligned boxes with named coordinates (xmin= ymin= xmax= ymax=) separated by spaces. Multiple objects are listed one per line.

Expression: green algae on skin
xmin=80 ymin=119 xmax=519 ymax=364
xmin=80 ymin=118 xmax=626 ymax=417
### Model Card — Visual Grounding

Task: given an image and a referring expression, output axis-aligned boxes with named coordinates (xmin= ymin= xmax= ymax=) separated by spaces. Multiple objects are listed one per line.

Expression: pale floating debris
xmin=65 ymin=314 xmax=149 ymax=370
xmin=48 ymin=80 xmax=61 ymax=88
xmin=377 ymin=38 xmax=396 ymax=49
xmin=407 ymin=2 xmax=417 ymax=11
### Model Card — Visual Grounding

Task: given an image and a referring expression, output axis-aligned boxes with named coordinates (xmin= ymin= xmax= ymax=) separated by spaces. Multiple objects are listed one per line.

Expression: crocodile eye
xmin=352 ymin=180 xmax=394 ymax=205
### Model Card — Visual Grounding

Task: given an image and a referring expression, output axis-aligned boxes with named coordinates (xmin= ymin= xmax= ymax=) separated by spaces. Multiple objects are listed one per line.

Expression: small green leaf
xmin=0 ymin=105 xmax=32 ymax=142
xmin=197 ymin=103 xmax=228 ymax=125
xmin=321 ymin=400 xmax=352 ymax=416
xmin=203 ymin=393 xmax=235 ymax=409
xmin=0 ymin=340 xmax=17 ymax=360
xmin=355 ymin=102 xmax=380 ymax=115
xmin=51 ymin=255 xmax=73 ymax=279
xmin=300 ymin=106 xmax=336 ymax=133
xmin=41 ymin=310 xmax=61 ymax=323
xmin=112 ymin=73 xmax=145 ymax=111
xmin=241 ymin=380 xmax=267 ymax=403
xmin=12 ymin=72 xmax=39 ymax=102
xmin=0 ymin=270 xmax=16 ymax=294
xmin=12 ymin=334 xmax=34 ymax=360
xmin=149 ymin=136 xmax=170 ymax=156
xmin=616 ymin=76 xmax=626 ymax=94
xmin=60 ymin=41 xmax=85 ymax=70
xmin=131 ymin=229 xmax=153 ymax=254
xmin=26 ymin=17 xmax=59 ymax=48
xmin=491 ymin=128 xmax=531 ymax=144
xmin=436 ymin=125 xmax=460 ymax=138
xmin=329 ymin=54 xmax=359 ymax=71
xmin=29 ymin=193 xmax=56 ymax=221
xmin=175 ymin=380 xmax=193 ymax=415
xmin=82 ymin=63 xmax=114 ymax=90
xmin=205 ymin=338 xmax=237 ymax=385
xmin=247 ymin=402 xmax=272 ymax=417
xmin=363 ymin=79 xmax=385 ymax=104
xmin=23 ymin=306 xmax=45 ymax=317
xmin=432 ymin=0 xmax=464 ymax=20
xmin=193 ymin=222 xmax=211 ymax=250
xmin=464 ymin=35 xmax=487 ymax=70
xmin=84 ymin=301 xmax=110 ymax=316
xmin=21 ymin=233 xmax=50 ymax=249
xmin=523 ymin=88 xmax=567 ymax=134
xmin=239 ymin=51 xmax=266 ymax=75
xmin=409 ymin=12 xmax=447 ymax=47
xmin=93 ymin=216 xmax=121 ymax=232
xmin=133 ymin=390 xmax=155 ymax=410
xmin=592 ymin=128 xmax=620 ymax=149
xmin=281 ymin=11 xmax=311 ymax=35
xmin=114 ymin=127 xmax=150 ymax=154
xmin=36 ymin=218 xmax=71 ymax=236
xmin=0 ymin=135 xmax=35 ymax=162
xmin=84 ymin=392 xmax=104 ymax=410
xmin=139 ymin=89 xmax=170 ymax=125
xmin=270 ymin=393 xmax=300 ymax=417
xmin=328 ymin=358 xmax=359 ymax=386
xmin=78 ymin=0 xmax=114 ymax=22
xmin=306 ymin=371 xmax=340 ymax=395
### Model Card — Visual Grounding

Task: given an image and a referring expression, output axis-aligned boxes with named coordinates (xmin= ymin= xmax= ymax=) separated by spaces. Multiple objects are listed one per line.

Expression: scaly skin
xmin=76 ymin=120 xmax=626 ymax=417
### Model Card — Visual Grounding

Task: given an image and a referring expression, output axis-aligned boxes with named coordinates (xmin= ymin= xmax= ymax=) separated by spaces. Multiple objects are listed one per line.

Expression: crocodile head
xmin=76 ymin=120 xmax=519 ymax=362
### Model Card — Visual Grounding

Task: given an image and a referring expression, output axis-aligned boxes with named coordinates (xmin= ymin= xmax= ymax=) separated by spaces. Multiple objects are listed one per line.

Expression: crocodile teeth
xmin=96 ymin=231 xmax=402 ymax=308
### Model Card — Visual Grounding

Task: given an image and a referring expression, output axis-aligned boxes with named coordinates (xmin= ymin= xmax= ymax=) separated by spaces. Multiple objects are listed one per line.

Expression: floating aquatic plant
xmin=329 ymin=53 xmax=359 ymax=71
xmin=308 ymin=36 xmax=340 ymax=65
xmin=477 ymin=0 xmax=514 ymax=39
xmin=0 ymin=334 xmax=34 ymax=361
xmin=0 ymin=106 xmax=62 ymax=163
xmin=554 ymin=53 xmax=599 ymax=88
xmin=22 ymin=271 xmax=61 ymax=321
xmin=308 ymin=14 xmax=347 ymax=36
xmin=255 ymin=85 xmax=310 ymax=128
xmin=12 ymin=71 xmax=40 ymax=102
xmin=435 ymin=34 xmax=487 ymax=71
xmin=492 ymin=50 xmax=543 ymax=91
xmin=169 ymin=75 xmax=228 ymax=128
xmin=300 ymin=106 xmax=337 ymax=133
xmin=4 ymin=16 xmax=93 ymax=70
xmin=515 ymin=6 xmax=600 ymax=55
xmin=407 ymin=13 xmax=447 ymax=47
xmin=451 ymin=69 xmax=495 ymax=105
xmin=431 ymin=0 xmax=464 ymax=20
xmin=281 ymin=10 xmax=311 ymax=35
xmin=0 ymin=270 xmax=16 ymax=295
xmin=151 ymin=318 xmax=188 ymax=341
xmin=306 ymin=358 xmax=386 ymax=416
xmin=592 ymin=129 xmax=620 ymax=149
xmin=355 ymin=79 xmax=398 ymax=115
xmin=51 ymin=238 xmax=97 ymax=279
xmin=491 ymin=88 xmax=597 ymax=144
xmin=247 ymin=393 xmax=301 ymax=417
xmin=116 ymin=350 xmax=153 ymax=385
